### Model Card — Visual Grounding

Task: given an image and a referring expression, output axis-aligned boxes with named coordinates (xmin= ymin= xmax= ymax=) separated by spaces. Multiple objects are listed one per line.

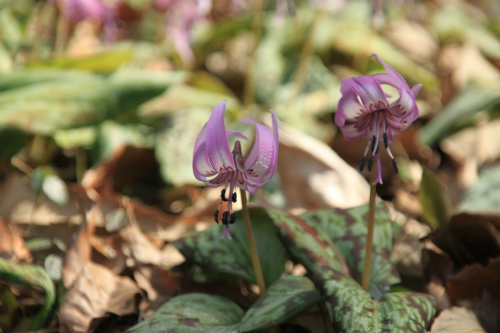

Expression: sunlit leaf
xmin=124 ymin=293 xmax=243 ymax=333
xmin=239 ymin=275 xmax=321 ymax=332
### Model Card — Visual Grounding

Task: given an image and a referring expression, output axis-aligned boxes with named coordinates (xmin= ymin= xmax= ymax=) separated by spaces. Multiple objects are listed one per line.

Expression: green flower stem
xmin=361 ymin=167 xmax=377 ymax=292
xmin=240 ymin=189 xmax=267 ymax=294
xmin=243 ymin=0 xmax=264 ymax=106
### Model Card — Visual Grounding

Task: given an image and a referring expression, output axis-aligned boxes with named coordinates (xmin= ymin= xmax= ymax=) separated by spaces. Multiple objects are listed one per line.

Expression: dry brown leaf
xmin=430 ymin=307 xmax=486 ymax=333
xmin=62 ymin=206 xmax=96 ymax=289
xmin=0 ymin=218 xmax=32 ymax=262
xmin=447 ymin=258 xmax=500 ymax=301
xmin=276 ymin=122 xmax=369 ymax=210
xmin=134 ymin=266 xmax=183 ymax=302
xmin=385 ymin=20 xmax=438 ymax=62
xmin=58 ymin=261 xmax=142 ymax=333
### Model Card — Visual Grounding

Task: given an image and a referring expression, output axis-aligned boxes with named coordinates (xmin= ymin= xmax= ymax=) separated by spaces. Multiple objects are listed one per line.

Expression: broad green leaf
xmin=0 ymin=70 xmax=96 ymax=92
xmin=419 ymin=167 xmax=452 ymax=228
xmin=419 ymin=86 xmax=500 ymax=146
xmin=25 ymin=47 xmax=133 ymax=73
xmin=268 ymin=209 xmax=436 ymax=332
xmin=0 ymin=257 xmax=55 ymax=331
xmin=174 ymin=208 xmax=289 ymax=286
xmin=0 ymin=8 xmax=22 ymax=51
xmin=458 ymin=167 xmax=500 ymax=213
xmin=0 ymin=69 xmax=183 ymax=135
xmin=299 ymin=203 xmax=400 ymax=287
xmin=239 ymin=275 xmax=321 ymax=332
xmin=124 ymin=293 xmax=243 ymax=333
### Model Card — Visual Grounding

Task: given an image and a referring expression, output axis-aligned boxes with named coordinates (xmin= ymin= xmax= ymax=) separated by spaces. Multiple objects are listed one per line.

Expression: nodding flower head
xmin=335 ymin=53 xmax=422 ymax=184
xmin=193 ymin=101 xmax=279 ymax=239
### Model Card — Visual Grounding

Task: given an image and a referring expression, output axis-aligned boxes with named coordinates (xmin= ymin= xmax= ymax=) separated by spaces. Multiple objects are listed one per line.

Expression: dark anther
xmin=367 ymin=156 xmax=374 ymax=171
xmin=383 ymin=133 xmax=388 ymax=149
xmin=232 ymin=192 xmax=237 ymax=203
xmin=371 ymin=135 xmax=376 ymax=152
xmin=214 ymin=210 xmax=219 ymax=224
xmin=392 ymin=158 xmax=399 ymax=173
xmin=221 ymin=189 xmax=228 ymax=201
xmin=359 ymin=157 xmax=366 ymax=172
xmin=222 ymin=211 xmax=229 ymax=225
xmin=230 ymin=213 xmax=236 ymax=224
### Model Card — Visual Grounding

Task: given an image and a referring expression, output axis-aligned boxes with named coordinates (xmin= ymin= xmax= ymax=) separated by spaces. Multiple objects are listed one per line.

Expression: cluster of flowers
xmin=193 ymin=54 xmax=421 ymax=238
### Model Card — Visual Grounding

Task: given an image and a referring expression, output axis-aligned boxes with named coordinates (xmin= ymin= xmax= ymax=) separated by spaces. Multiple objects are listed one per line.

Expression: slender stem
xmin=361 ymin=168 xmax=377 ymax=292
xmin=243 ymin=0 xmax=264 ymax=106
xmin=240 ymin=189 xmax=267 ymax=293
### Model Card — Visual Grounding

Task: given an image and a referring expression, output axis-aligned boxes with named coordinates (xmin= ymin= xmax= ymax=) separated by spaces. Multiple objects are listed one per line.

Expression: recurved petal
xmin=226 ymin=130 xmax=248 ymax=141
xmin=337 ymin=123 xmax=367 ymax=141
xmin=193 ymin=142 xmax=216 ymax=182
xmin=206 ymin=101 xmax=236 ymax=174
xmin=411 ymin=83 xmax=422 ymax=97
xmin=370 ymin=53 xmax=410 ymax=90
xmin=348 ymin=76 xmax=388 ymax=111
xmin=240 ymin=118 xmax=277 ymax=179
xmin=336 ymin=85 xmax=368 ymax=124
xmin=387 ymin=87 xmax=419 ymax=128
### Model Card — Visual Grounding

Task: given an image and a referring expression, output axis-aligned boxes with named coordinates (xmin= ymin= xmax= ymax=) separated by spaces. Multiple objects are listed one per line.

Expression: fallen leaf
xmin=0 ymin=218 xmax=32 ymax=262
xmin=134 ymin=266 xmax=183 ymax=302
xmin=276 ymin=121 xmax=369 ymax=210
xmin=447 ymin=258 xmax=500 ymax=300
xmin=430 ymin=307 xmax=486 ymax=333
xmin=58 ymin=261 xmax=142 ymax=333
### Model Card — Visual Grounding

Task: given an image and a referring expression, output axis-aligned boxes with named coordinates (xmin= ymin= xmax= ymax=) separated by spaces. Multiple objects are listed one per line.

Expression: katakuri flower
xmin=334 ymin=53 xmax=422 ymax=184
xmin=193 ymin=101 xmax=279 ymax=239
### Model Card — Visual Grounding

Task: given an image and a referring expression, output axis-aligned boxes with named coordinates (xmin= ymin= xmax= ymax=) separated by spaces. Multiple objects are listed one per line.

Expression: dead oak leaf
xmin=58 ymin=261 xmax=142 ymax=333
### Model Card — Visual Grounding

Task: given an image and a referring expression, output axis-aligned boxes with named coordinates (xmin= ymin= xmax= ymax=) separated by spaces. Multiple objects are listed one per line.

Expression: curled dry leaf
xmin=58 ymin=261 xmax=142 ymax=333
xmin=430 ymin=307 xmax=486 ymax=333
xmin=447 ymin=258 xmax=500 ymax=301
xmin=276 ymin=121 xmax=369 ymax=210
xmin=133 ymin=265 xmax=183 ymax=302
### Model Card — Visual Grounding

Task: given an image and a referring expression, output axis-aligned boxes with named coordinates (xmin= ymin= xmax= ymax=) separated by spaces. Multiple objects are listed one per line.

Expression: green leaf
xmin=239 ymin=275 xmax=321 ymax=332
xmin=0 ymin=69 xmax=184 ymax=135
xmin=419 ymin=85 xmax=500 ymax=146
xmin=419 ymin=167 xmax=452 ymax=228
xmin=25 ymin=47 xmax=133 ymax=73
xmin=174 ymin=208 xmax=289 ymax=286
xmin=299 ymin=203 xmax=400 ymax=287
xmin=268 ymin=208 xmax=436 ymax=332
xmin=124 ymin=293 xmax=243 ymax=333
xmin=0 ymin=70 xmax=96 ymax=92
xmin=0 ymin=257 xmax=56 ymax=331
xmin=458 ymin=167 xmax=500 ymax=213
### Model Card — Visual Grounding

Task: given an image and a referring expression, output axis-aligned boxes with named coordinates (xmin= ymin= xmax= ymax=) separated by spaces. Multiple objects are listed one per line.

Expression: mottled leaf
xmin=0 ymin=257 xmax=55 ymax=331
xmin=240 ymin=275 xmax=321 ymax=332
xmin=124 ymin=293 xmax=243 ymax=333
xmin=419 ymin=167 xmax=452 ymax=228
xmin=459 ymin=167 xmax=500 ymax=213
xmin=174 ymin=208 xmax=288 ymax=286
xmin=268 ymin=209 xmax=436 ymax=332
xmin=299 ymin=203 xmax=400 ymax=287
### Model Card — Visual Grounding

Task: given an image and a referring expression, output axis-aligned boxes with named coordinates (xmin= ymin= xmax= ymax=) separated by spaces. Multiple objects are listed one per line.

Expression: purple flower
xmin=193 ymin=101 xmax=279 ymax=239
xmin=155 ymin=0 xmax=212 ymax=67
xmin=59 ymin=0 xmax=119 ymax=42
xmin=334 ymin=53 xmax=422 ymax=184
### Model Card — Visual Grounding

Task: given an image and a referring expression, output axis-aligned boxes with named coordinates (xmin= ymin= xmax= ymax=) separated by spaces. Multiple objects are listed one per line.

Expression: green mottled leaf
xmin=299 ymin=203 xmax=400 ymax=287
xmin=0 ymin=257 xmax=55 ymax=331
xmin=419 ymin=167 xmax=452 ymax=228
xmin=240 ymin=275 xmax=321 ymax=332
xmin=124 ymin=293 xmax=243 ymax=333
xmin=458 ymin=167 xmax=500 ymax=213
xmin=419 ymin=86 xmax=500 ymax=146
xmin=268 ymin=208 xmax=436 ymax=332
xmin=174 ymin=208 xmax=288 ymax=286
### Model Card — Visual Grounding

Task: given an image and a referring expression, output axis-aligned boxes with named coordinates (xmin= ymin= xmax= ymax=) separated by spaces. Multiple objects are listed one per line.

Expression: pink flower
xmin=334 ymin=53 xmax=421 ymax=184
xmin=193 ymin=101 xmax=279 ymax=239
